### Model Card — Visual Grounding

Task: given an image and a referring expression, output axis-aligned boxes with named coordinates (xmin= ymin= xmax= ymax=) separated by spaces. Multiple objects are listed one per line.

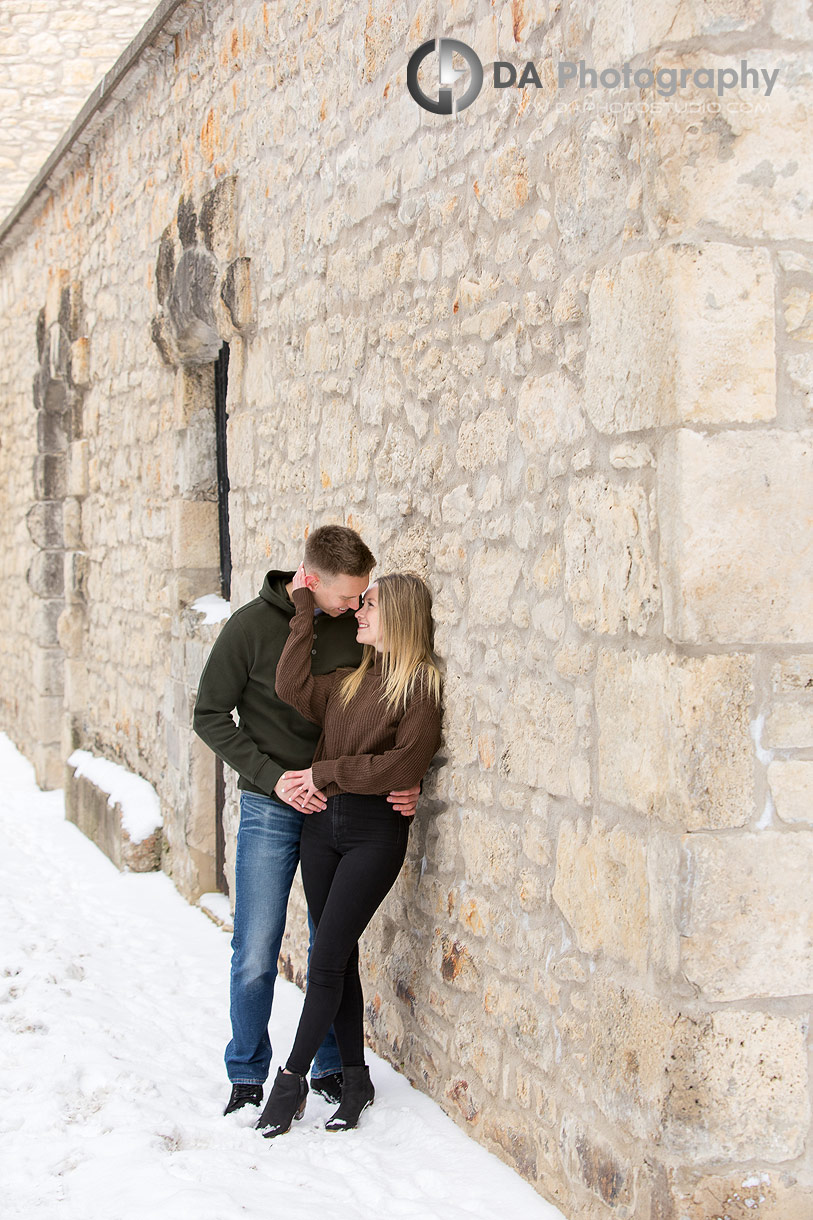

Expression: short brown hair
xmin=304 ymin=524 xmax=376 ymax=579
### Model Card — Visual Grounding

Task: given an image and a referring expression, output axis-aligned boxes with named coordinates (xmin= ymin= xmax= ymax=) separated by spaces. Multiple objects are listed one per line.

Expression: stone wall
xmin=0 ymin=1 xmax=812 ymax=1216
xmin=0 ymin=0 xmax=162 ymax=221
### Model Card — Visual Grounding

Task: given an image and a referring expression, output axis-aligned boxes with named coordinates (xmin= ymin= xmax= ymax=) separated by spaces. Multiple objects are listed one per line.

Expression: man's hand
xmin=275 ymin=769 xmax=326 ymax=813
xmin=387 ymin=784 xmax=421 ymax=817
xmin=292 ymin=563 xmax=318 ymax=593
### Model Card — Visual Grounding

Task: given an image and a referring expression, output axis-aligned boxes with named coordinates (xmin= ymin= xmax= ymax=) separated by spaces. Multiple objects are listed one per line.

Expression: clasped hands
xmin=274 ymin=770 xmax=420 ymax=817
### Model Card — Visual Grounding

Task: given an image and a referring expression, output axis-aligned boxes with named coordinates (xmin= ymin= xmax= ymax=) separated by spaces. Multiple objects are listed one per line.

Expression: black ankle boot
xmin=324 ymin=1065 xmax=374 ymax=1131
xmin=311 ymin=1070 xmax=343 ymax=1105
xmin=224 ymin=1083 xmax=263 ymax=1115
xmin=256 ymin=1069 xmax=308 ymax=1138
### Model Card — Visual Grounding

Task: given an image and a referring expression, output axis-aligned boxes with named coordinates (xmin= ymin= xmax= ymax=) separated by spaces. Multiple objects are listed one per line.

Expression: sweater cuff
xmin=254 ymin=757 xmax=284 ymax=796
xmin=291 ymin=586 xmax=315 ymax=611
xmin=311 ymin=760 xmax=334 ymax=789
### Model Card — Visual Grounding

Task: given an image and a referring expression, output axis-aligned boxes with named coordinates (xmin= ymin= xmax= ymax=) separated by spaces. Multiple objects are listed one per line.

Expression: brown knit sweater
xmin=275 ymin=587 xmax=442 ymax=797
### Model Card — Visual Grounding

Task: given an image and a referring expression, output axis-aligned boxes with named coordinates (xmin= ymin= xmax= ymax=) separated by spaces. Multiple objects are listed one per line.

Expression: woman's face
xmin=355 ymin=584 xmax=382 ymax=651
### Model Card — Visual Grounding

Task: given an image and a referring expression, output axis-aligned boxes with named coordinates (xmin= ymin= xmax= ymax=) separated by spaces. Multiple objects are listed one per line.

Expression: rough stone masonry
xmin=0 ymin=1 xmax=812 ymax=1217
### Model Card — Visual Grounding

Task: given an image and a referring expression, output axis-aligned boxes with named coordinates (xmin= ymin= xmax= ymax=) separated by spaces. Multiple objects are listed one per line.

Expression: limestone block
xmin=70 ymin=337 xmax=90 ymax=387
xmin=552 ymin=817 xmax=649 ymax=971
xmin=62 ymin=499 xmax=82 ymax=550
xmin=26 ymin=502 xmax=63 ymax=549
xmin=186 ymin=734 xmax=216 ymax=856
xmin=467 ymin=545 xmax=519 ymax=625
xmin=33 ymin=453 xmax=66 ymax=500
xmin=564 ymin=476 xmax=660 ymax=635
xmin=584 ymin=245 xmax=775 ymax=432
xmin=176 ymin=409 xmax=217 ymax=498
xmin=548 ymin=119 xmax=633 ymax=262
xmin=33 ymin=649 xmax=64 ymax=698
xmin=596 ymin=650 xmax=753 ymax=829
xmin=36 ymin=409 xmax=68 ymax=455
xmin=501 ymin=674 xmax=575 ymax=796
xmin=66 ymin=768 xmax=161 ymax=874
xmin=170 ymin=499 xmax=219 ymax=571
xmin=517 ymin=371 xmax=584 ymax=455
xmin=670 ymin=1168 xmax=813 ymax=1220
xmin=560 ymin=1118 xmax=635 ymax=1211
xmin=771 ymin=656 xmax=813 ymax=693
xmin=27 ymin=550 xmax=64 ymax=598
xmin=56 ymin=606 xmax=86 ymax=659
xmin=460 ymin=809 xmax=520 ymax=891
xmin=587 ymin=980 xmax=674 ymax=1141
xmin=66 ymin=440 xmax=89 ymax=498
xmin=31 ymin=600 xmax=62 ymax=648
xmin=784 ymin=287 xmax=813 ymax=341
xmin=682 ymin=831 xmax=813 ymax=1000
xmin=663 ymin=1009 xmax=809 ymax=1161
xmin=768 ymin=761 xmax=813 ymax=825
xmin=478 ymin=143 xmax=529 ymax=221
xmin=167 ymin=248 xmax=221 ymax=365
xmin=64 ymin=551 xmax=89 ymax=604
xmin=763 ymin=702 xmax=813 ymax=748
xmin=590 ymin=0 xmax=765 ymax=60
xmin=658 ymin=430 xmax=813 ymax=643
xmin=455 ymin=409 xmax=512 ymax=470
xmin=221 ymin=258 xmax=253 ymax=331
xmin=200 ymin=176 xmax=238 ymax=263
xmin=644 ymin=52 xmax=813 ymax=242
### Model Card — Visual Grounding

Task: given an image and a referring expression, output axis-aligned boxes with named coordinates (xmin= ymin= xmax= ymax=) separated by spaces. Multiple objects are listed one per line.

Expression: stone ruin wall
xmin=0 ymin=1 xmax=812 ymax=1216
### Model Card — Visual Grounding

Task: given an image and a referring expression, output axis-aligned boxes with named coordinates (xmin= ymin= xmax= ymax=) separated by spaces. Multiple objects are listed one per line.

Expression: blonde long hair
xmin=338 ymin=573 xmax=442 ymax=714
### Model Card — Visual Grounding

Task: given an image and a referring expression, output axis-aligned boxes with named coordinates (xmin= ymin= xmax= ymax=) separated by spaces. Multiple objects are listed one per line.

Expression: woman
xmin=255 ymin=565 xmax=442 ymax=1139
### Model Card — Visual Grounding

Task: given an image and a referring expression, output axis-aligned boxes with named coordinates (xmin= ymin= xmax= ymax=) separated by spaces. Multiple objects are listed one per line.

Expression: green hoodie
xmin=193 ymin=570 xmax=364 ymax=797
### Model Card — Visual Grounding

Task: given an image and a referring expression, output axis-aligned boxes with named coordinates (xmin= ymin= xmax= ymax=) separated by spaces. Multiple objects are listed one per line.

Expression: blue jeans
xmin=225 ymin=791 xmax=341 ymax=1085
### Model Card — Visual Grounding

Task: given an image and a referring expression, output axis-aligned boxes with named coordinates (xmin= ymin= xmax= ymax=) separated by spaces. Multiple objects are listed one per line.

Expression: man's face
xmin=310 ymin=571 xmax=370 ymax=616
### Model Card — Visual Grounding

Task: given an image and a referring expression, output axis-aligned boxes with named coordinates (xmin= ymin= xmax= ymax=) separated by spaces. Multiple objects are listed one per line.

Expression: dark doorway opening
xmin=214 ymin=341 xmax=231 ymax=601
xmin=214 ymin=341 xmax=231 ymax=894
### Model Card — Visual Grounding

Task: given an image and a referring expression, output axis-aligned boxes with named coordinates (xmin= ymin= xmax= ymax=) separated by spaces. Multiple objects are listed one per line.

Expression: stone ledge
xmin=65 ymin=765 xmax=161 ymax=873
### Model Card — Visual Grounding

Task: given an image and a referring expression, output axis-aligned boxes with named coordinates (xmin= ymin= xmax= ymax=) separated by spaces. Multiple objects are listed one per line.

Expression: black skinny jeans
xmin=285 ymin=793 xmax=410 ymax=1076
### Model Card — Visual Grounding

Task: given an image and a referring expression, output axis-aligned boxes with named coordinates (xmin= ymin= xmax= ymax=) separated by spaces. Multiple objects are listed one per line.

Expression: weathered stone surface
xmin=552 ymin=817 xmax=649 ymax=971
xmin=682 ymin=831 xmax=813 ymax=1000
xmin=587 ymin=981 xmax=674 ymax=1141
xmin=517 ymin=370 xmax=584 ymax=455
xmin=221 ymin=257 xmax=253 ymax=331
xmin=669 ymin=1168 xmax=813 ymax=1220
xmin=169 ymin=499 xmax=219 ymax=572
xmin=644 ymin=52 xmax=813 ymax=242
xmin=33 ymin=453 xmax=66 ymax=500
xmin=589 ymin=0 xmax=765 ymax=60
xmin=26 ymin=550 xmax=64 ymax=598
xmin=663 ymin=1009 xmax=809 ymax=1161
xmin=768 ymin=761 xmax=813 ymax=825
xmin=771 ymin=656 xmax=813 ymax=693
xmin=166 ymin=248 xmax=221 ymax=365
xmin=500 ymin=674 xmax=575 ymax=796
xmin=763 ymin=701 xmax=813 ymax=748
xmin=596 ymin=650 xmax=754 ymax=829
xmin=561 ymin=1118 xmax=635 ymax=1210
xmin=564 ymin=476 xmax=660 ymax=635
xmin=584 ymin=245 xmax=775 ymax=432
xmin=26 ymin=501 xmax=62 ymax=549
xmin=659 ymin=430 xmax=813 ymax=643
xmin=200 ymin=176 xmax=238 ymax=262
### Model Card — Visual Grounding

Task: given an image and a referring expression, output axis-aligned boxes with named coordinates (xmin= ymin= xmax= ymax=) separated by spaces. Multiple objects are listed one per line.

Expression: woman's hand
xmin=276 ymin=767 xmax=326 ymax=813
xmin=292 ymin=563 xmax=318 ymax=593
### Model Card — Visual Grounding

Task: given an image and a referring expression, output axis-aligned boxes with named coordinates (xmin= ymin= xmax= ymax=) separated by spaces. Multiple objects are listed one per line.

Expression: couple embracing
xmin=194 ymin=524 xmax=442 ymax=1138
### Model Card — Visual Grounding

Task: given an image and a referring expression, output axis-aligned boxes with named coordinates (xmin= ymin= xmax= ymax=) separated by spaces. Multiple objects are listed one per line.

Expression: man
xmin=193 ymin=524 xmax=420 ymax=1115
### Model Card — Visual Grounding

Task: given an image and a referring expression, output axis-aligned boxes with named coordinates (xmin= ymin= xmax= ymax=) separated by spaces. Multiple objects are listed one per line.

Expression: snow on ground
xmin=0 ymin=734 xmax=567 ymax=1220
